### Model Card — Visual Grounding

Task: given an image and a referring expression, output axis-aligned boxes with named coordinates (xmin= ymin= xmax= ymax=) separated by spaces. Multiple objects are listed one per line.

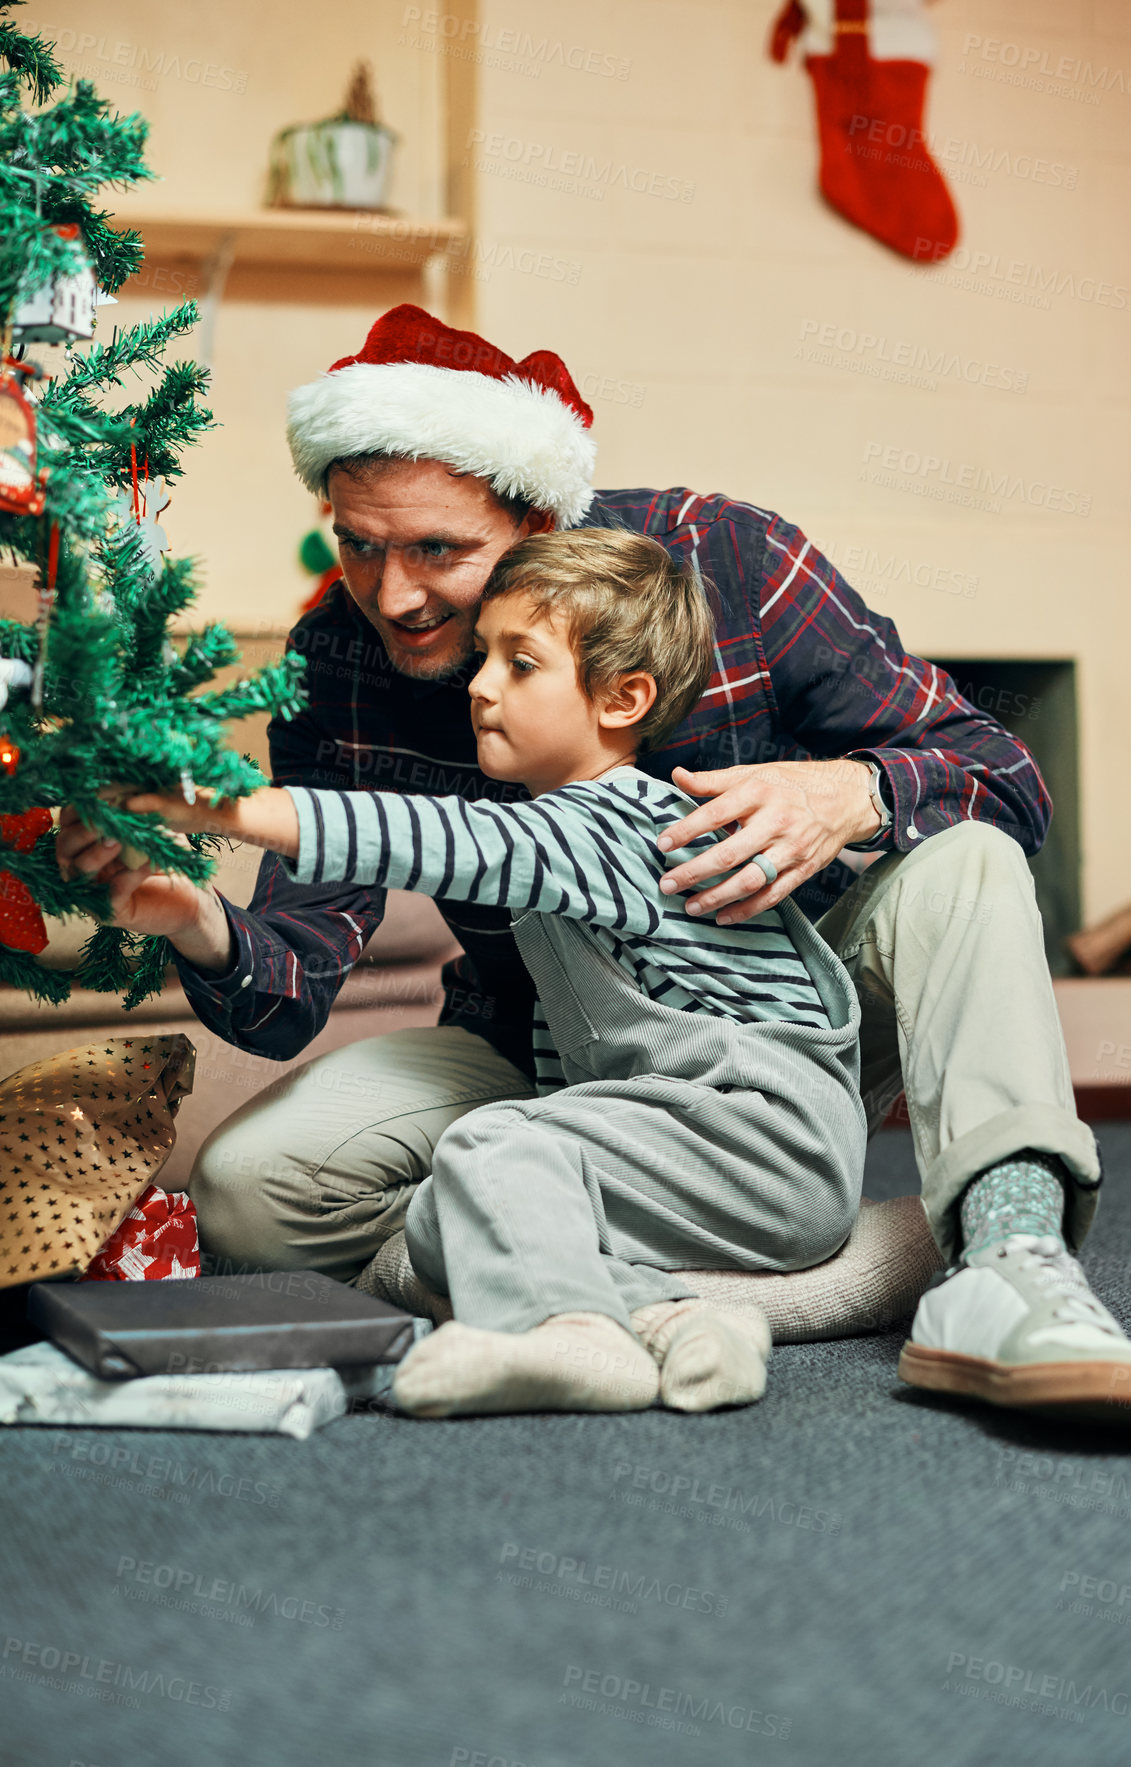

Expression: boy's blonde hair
xmin=481 ymin=528 xmax=714 ymax=752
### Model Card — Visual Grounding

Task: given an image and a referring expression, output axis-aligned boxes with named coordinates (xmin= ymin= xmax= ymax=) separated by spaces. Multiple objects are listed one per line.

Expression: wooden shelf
xmin=113 ymin=208 xmax=467 ymax=274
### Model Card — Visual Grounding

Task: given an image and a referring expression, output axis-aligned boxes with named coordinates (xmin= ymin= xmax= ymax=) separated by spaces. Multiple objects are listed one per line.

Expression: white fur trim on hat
xmin=287 ymin=360 xmax=596 ymax=527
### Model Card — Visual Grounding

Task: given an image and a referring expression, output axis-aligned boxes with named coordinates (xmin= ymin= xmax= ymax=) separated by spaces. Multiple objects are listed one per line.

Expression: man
xmin=62 ymin=304 xmax=1129 ymax=1417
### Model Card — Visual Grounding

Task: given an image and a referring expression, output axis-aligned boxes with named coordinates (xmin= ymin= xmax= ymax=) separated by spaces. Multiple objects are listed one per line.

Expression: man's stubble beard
xmin=354 ymin=597 xmax=477 ymax=685
xmin=377 ymin=626 xmax=477 ymax=686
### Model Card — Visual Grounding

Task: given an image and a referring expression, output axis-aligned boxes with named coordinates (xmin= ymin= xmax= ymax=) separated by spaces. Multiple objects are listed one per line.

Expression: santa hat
xmin=286 ymin=304 xmax=596 ymax=528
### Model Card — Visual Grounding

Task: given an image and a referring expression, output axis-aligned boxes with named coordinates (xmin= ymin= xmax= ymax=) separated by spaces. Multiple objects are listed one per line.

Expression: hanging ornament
xmin=10 ymin=223 xmax=98 ymax=346
xmin=0 ymin=358 xmax=48 ymax=517
xmin=0 ymin=657 xmax=34 ymax=712
xmin=0 ymin=807 xmax=52 ymax=954
xmin=768 ymin=0 xmax=959 ymax=263
xmin=111 ymin=470 xmax=171 ymax=576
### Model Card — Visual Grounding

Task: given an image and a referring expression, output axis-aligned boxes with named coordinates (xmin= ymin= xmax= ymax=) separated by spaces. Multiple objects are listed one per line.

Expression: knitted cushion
xmin=356 ymin=1232 xmax=453 ymax=1324
xmin=354 ymin=1197 xmax=944 ymax=1344
xmin=686 ymin=1196 xmax=943 ymax=1341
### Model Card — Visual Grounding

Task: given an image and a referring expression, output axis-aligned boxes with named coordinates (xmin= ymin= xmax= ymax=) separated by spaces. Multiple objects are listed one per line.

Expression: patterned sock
xmin=959 ymin=1151 xmax=1067 ymax=1261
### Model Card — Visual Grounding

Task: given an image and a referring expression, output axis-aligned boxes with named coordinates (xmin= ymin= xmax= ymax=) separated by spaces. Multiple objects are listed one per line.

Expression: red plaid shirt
xmin=177 ymin=488 xmax=1050 ymax=1075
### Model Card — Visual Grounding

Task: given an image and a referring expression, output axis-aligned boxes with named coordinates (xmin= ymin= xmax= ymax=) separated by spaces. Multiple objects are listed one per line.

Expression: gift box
xmin=0 ymin=1034 xmax=195 ymax=1288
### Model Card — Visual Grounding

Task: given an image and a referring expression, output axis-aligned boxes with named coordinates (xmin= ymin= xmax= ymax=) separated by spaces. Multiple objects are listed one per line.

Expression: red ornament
xmin=0 ymin=807 xmax=52 ymax=955
xmin=0 ymin=359 xmax=48 ymax=517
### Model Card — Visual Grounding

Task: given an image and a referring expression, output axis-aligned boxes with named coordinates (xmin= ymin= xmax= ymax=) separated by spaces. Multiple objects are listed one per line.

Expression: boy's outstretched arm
xmin=135 ymin=781 xmax=666 ymax=937
xmin=127 ymin=787 xmax=301 ymax=858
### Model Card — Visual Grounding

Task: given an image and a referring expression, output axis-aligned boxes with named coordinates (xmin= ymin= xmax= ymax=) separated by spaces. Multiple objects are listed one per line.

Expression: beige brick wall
xmin=470 ymin=0 xmax=1131 ymax=921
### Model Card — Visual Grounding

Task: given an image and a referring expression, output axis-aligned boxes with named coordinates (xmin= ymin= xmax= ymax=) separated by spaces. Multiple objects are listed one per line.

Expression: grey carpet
xmin=2 ymin=1126 xmax=1130 ymax=1767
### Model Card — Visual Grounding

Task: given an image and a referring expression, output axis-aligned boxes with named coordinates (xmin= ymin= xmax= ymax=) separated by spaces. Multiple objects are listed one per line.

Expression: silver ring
xmin=751 ymin=852 xmax=777 ymax=886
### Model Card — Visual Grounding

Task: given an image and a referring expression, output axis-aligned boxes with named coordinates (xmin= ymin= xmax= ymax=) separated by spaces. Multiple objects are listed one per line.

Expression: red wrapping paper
xmin=82 ymin=1184 xmax=200 ymax=1282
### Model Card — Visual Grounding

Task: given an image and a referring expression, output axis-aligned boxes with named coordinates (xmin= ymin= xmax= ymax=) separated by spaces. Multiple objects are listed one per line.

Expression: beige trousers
xmin=188 ymin=821 xmax=1100 ymax=1280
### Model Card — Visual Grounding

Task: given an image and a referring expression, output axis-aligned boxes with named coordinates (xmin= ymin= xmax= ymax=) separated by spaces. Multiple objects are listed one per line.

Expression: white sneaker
xmin=898 ymin=1234 xmax=1131 ymax=1418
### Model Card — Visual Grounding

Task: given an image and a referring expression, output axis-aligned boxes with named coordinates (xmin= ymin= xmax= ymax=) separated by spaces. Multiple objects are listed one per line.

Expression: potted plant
xmin=268 ymin=63 xmax=398 ymax=211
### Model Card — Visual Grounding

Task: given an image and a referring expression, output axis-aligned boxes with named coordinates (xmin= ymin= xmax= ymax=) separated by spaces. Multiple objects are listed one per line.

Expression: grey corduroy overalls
xmin=404 ymin=898 xmax=868 ymax=1333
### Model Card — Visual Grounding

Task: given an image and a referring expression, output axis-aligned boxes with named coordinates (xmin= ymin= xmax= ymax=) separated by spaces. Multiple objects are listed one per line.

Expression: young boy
xmin=131 ymin=530 xmax=867 ymax=1418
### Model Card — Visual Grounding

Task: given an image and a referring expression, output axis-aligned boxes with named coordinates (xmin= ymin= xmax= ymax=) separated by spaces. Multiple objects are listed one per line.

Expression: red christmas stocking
xmin=770 ymin=0 xmax=959 ymax=262
xmin=0 ymin=808 xmax=52 ymax=953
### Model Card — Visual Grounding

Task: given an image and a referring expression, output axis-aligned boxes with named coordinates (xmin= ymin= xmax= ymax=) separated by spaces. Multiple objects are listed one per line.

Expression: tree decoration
xmin=111 ymin=470 xmax=170 ymax=576
xmin=10 ymin=221 xmax=97 ymax=343
xmin=0 ymin=655 xmax=32 ymax=708
xmin=0 ymin=356 xmax=48 ymax=515
xmin=0 ymin=5 xmax=308 ymax=1007
xmin=0 ymin=802 xmax=51 ymax=951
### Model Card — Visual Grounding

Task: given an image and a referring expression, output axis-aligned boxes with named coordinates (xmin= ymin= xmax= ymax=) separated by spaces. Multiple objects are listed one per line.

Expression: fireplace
xmin=931 ymin=659 xmax=1080 ymax=975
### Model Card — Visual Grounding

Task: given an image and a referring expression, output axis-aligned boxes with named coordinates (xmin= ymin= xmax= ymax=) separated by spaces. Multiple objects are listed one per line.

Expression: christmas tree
xmin=0 ymin=3 xmax=306 ymax=1008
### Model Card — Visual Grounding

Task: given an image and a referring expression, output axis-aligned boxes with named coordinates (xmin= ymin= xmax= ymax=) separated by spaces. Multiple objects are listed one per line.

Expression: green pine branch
xmin=111 ymin=360 xmax=215 ymax=483
xmin=70 ymin=209 xmax=143 ymax=296
xmin=0 ymin=943 xmax=70 ymax=1003
xmin=60 ymin=302 xmax=200 ymax=393
xmin=121 ymin=934 xmax=172 ymax=1010
xmin=169 ymin=625 xmax=241 ymax=691
xmin=0 ymin=617 xmax=37 ymax=664
xmin=75 ymin=922 xmax=133 ymax=993
xmin=65 ymin=798 xmax=215 ymax=883
xmin=0 ymin=830 xmax=107 ymax=919
xmin=0 ymin=5 xmax=64 ymax=103
xmin=0 ymin=72 xmax=150 ymax=311
xmin=24 ymin=80 xmax=150 ymax=196
xmin=74 ymin=926 xmax=174 ymax=1011
xmin=193 ymin=653 xmax=308 ymax=725
xmin=43 ymin=359 xmax=214 ymax=489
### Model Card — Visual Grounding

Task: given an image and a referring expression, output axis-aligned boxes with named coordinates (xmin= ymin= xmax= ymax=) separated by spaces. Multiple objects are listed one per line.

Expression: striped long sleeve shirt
xmin=284 ymin=767 xmax=830 ymax=1093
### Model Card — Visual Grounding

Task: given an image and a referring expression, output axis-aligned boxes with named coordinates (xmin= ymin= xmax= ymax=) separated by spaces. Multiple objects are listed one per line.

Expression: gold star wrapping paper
xmin=0 ymin=1034 xmax=195 ymax=1287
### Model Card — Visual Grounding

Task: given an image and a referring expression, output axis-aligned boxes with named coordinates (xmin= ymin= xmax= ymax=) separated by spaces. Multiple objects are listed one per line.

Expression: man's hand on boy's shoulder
xmin=656 ymin=759 xmax=880 ymax=925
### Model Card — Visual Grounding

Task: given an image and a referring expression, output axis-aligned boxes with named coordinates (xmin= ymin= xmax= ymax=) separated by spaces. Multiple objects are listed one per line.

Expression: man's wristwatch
xmin=864 ymin=760 xmax=892 ymax=834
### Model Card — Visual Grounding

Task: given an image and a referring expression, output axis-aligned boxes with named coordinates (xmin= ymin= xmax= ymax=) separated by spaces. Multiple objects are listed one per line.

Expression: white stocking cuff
xmin=800 ymin=0 xmax=937 ymax=66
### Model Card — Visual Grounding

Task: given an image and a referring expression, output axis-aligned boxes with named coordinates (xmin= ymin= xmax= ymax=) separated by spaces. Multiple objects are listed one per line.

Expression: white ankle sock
xmin=392 ymin=1311 xmax=660 ymax=1418
xmin=632 ymin=1300 xmax=771 ymax=1412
